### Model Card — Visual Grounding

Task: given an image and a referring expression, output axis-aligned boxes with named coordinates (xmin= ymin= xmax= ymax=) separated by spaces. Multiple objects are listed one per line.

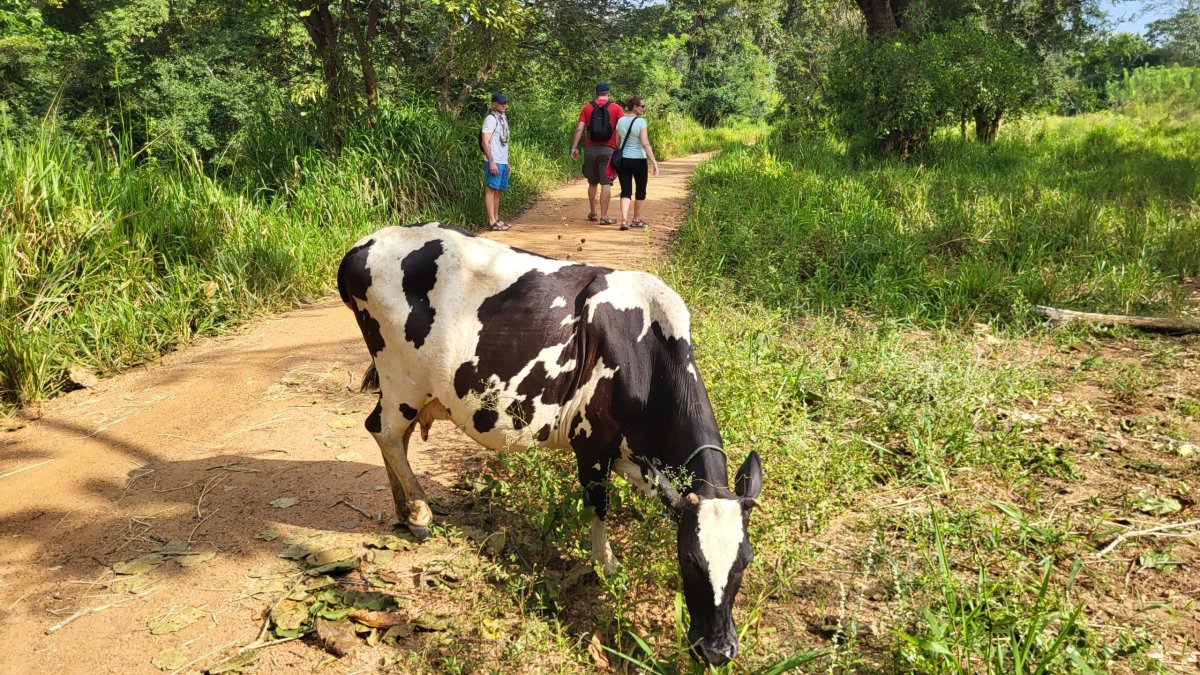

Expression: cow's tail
xmin=361 ymin=363 xmax=380 ymax=393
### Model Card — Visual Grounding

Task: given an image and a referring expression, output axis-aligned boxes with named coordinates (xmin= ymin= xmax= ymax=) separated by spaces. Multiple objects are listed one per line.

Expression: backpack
xmin=587 ymin=100 xmax=615 ymax=143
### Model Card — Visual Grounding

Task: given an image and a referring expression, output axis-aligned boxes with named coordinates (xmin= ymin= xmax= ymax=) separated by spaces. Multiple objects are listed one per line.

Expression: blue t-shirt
xmin=615 ymin=117 xmax=647 ymax=159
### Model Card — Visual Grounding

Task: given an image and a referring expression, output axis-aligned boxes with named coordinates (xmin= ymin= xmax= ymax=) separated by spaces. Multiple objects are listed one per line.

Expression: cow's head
xmin=647 ymin=451 xmax=763 ymax=666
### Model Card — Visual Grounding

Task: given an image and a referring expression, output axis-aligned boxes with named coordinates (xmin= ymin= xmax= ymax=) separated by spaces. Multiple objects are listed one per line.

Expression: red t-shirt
xmin=579 ymin=99 xmax=625 ymax=148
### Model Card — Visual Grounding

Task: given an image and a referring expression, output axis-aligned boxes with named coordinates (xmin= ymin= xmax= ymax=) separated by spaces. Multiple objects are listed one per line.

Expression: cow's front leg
xmin=368 ymin=399 xmax=433 ymax=540
xmin=577 ymin=457 xmax=620 ymax=576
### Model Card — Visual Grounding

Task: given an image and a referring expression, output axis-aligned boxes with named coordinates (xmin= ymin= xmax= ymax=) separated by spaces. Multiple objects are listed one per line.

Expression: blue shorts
xmin=484 ymin=162 xmax=510 ymax=191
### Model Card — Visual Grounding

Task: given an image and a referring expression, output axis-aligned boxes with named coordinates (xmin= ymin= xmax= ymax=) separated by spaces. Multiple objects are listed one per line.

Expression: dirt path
xmin=0 ymin=153 xmax=714 ymax=674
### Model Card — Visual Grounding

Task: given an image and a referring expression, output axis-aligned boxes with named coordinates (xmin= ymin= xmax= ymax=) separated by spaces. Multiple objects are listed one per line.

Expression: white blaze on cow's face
xmin=696 ymin=498 xmax=745 ymax=606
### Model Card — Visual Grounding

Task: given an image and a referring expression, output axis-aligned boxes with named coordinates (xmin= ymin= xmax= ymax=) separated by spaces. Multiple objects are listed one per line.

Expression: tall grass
xmin=676 ymin=99 xmax=1199 ymax=325
xmin=1107 ymin=65 xmax=1200 ymax=112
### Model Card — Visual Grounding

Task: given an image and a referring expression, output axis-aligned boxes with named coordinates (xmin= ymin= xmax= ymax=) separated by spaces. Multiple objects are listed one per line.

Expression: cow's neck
xmin=651 ymin=372 xmax=728 ymax=496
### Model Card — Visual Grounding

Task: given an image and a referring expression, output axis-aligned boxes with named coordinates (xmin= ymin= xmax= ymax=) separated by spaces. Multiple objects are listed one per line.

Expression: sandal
xmin=629 ymin=220 xmax=647 ymax=228
xmin=587 ymin=212 xmax=598 ymax=222
xmin=487 ymin=220 xmax=511 ymax=231
xmin=620 ymin=222 xmax=629 ymax=231
xmin=599 ymin=217 xmax=617 ymax=225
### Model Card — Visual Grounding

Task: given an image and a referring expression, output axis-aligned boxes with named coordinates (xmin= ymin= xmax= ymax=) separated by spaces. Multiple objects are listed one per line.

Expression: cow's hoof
xmin=407 ymin=522 xmax=433 ymax=542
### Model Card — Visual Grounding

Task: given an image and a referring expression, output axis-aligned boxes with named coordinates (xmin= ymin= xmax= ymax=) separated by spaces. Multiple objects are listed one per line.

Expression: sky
xmin=1098 ymin=1 xmax=1175 ymax=34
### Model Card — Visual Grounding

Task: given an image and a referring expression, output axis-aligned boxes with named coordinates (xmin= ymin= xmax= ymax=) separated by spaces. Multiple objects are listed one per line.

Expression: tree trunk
xmin=1032 ymin=305 xmax=1200 ymax=335
xmin=451 ymin=60 xmax=503 ymax=117
xmin=295 ymin=0 xmax=347 ymax=145
xmin=343 ymin=0 xmax=379 ymax=112
xmin=854 ymin=0 xmax=914 ymax=35
xmin=973 ymin=106 xmax=1003 ymax=143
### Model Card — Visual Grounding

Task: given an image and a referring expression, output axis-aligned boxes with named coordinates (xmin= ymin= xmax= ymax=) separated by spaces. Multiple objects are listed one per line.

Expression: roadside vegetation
xmin=0 ymin=108 xmax=751 ymax=413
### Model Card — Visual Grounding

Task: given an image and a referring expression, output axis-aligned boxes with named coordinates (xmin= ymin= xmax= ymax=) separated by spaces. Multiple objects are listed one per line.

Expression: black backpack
xmin=587 ymin=100 xmax=615 ymax=143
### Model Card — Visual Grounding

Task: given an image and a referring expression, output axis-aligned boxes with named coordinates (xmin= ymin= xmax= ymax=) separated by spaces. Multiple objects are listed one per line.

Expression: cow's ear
xmin=644 ymin=462 xmax=683 ymax=513
xmin=735 ymin=451 xmax=763 ymax=501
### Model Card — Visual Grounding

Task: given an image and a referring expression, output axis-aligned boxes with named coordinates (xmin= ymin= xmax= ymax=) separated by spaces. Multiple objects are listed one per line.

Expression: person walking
xmin=481 ymin=92 xmax=511 ymax=231
xmin=569 ymin=83 xmax=624 ymax=225
xmin=613 ymin=96 xmax=659 ymax=231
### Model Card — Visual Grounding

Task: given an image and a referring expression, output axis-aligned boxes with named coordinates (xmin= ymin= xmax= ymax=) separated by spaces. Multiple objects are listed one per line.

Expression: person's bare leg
xmin=621 ymin=197 xmax=631 ymax=224
xmin=600 ymin=184 xmax=612 ymax=217
xmin=588 ymin=183 xmax=598 ymax=216
xmin=485 ymin=187 xmax=498 ymax=225
xmin=633 ymin=198 xmax=643 ymax=224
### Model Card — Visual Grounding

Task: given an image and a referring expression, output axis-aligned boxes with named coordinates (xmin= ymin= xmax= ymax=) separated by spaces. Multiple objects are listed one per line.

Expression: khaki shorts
xmin=583 ymin=146 xmax=614 ymax=185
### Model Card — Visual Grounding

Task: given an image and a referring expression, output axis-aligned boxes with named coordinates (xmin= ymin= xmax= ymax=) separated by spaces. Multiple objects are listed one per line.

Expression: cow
xmin=336 ymin=222 xmax=763 ymax=666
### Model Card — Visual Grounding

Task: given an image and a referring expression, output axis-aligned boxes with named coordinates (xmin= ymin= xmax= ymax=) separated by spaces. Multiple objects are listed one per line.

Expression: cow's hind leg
xmin=577 ymin=456 xmax=620 ymax=576
xmin=367 ymin=398 xmax=434 ymax=540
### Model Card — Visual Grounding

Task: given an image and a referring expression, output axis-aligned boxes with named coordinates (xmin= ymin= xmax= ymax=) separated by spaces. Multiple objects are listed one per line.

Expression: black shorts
xmin=616 ymin=158 xmax=648 ymax=200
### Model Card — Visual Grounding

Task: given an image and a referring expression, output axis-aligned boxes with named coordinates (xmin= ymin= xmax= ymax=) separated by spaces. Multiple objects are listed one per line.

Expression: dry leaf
xmin=270 ymin=497 xmax=299 ymax=509
xmin=178 ymin=551 xmax=216 ymax=568
xmin=151 ymin=646 xmax=189 ymax=671
xmin=335 ymin=452 xmax=360 ymax=462
xmin=254 ymin=529 xmax=280 ymax=541
xmin=67 ymin=365 xmax=99 ymax=388
xmin=587 ymin=630 xmax=611 ymax=671
xmin=113 ymin=553 xmax=166 ymax=575
xmin=315 ymin=618 xmax=357 ymax=657
xmin=148 ymin=606 xmax=205 ymax=635
xmin=348 ymin=609 xmax=410 ymax=628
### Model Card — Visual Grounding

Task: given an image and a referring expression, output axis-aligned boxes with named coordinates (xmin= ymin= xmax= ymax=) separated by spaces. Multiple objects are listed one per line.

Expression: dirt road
xmin=0 ymin=153 xmax=712 ymax=674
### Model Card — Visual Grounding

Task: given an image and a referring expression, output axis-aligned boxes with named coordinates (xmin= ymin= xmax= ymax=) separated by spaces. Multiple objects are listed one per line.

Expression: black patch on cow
xmin=337 ymin=238 xmax=375 ymax=305
xmin=504 ymin=399 xmax=529 ymax=429
xmin=365 ymin=401 xmax=382 ymax=434
xmin=472 ymin=390 xmax=500 ymax=433
xmin=399 ymin=403 xmax=417 ymax=420
xmin=535 ymin=424 xmax=551 ymax=442
xmin=337 ymin=239 xmax=386 ymax=356
xmin=568 ymin=412 xmax=585 ymax=438
xmin=401 ymin=240 xmax=443 ymax=349
xmin=453 ymin=267 xmax=608 ymax=402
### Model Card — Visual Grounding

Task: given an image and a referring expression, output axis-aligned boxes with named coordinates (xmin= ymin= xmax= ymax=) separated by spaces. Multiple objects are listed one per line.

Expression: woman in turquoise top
xmin=613 ymin=96 xmax=660 ymax=230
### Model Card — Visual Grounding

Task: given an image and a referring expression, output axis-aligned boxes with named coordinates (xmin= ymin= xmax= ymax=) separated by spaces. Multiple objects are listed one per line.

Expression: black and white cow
xmin=337 ymin=222 xmax=763 ymax=665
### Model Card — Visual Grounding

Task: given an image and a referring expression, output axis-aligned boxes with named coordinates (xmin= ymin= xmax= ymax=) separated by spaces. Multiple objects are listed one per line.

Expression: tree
xmin=1146 ymin=1 xmax=1200 ymax=64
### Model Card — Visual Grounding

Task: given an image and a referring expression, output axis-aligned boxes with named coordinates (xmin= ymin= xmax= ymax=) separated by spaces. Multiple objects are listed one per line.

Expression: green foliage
xmin=677 ymin=101 xmax=1199 ymax=324
xmin=1108 ymin=64 xmax=1200 ymax=112
xmin=1147 ymin=3 xmax=1200 ymax=65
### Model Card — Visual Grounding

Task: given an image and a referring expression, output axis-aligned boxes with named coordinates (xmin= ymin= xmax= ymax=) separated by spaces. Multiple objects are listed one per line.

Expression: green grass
xmin=676 ymin=103 xmax=1199 ymax=326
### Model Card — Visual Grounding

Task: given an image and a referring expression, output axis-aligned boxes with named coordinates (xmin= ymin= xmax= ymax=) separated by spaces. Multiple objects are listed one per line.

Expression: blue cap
xmin=595 ymin=82 xmax=610 ymax=93
xmin=491 ymin=92 xmax=508 ymax=104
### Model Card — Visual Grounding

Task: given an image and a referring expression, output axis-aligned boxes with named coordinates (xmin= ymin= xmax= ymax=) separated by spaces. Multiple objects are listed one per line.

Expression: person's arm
xmin=570 ymin=120 xmax=585 ymax=160
xmin=640 ymin=124 xmax=659 ymax=176
xmin=482 ymin=118 xmax=498 ymax=176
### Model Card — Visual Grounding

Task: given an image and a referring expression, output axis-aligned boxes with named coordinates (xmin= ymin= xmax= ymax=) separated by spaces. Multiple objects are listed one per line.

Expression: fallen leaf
xmin=1136 ymin=496 xmax=1183 ymax=516
xmin=481 ymin=530 xmax=506 ymax=556
xmin=335 ymin=452 xmax=360 ymax=462
xmin=324 ymin=439 xmax=351 ymax=450
xmin=327 ymin=418 xmax=356 ymax=429
xmin=348 ymin=609 xmax=410 ymax=628
xmin=148 ymin=606 xmax=206 ymax=635
xmin=307 ymin=557 xmax=360 ymax=576
xmin=413 ymin=613 xmax=452 ymax=632
xmin=315 ymin=618 xmax=357 ymax=657
xmin=270 ymin=598 xmax=311 ymax=632
xmin=154 ymin=540 xmax=190 ymax=554
xmin=207 ymin=649 xmax=259 ymax=674
xmin=151 ymin=646 xmax=189 ymax=671
xmin=587 ymin=630 xmax=611 ymax=671
xmin=364 ymin=534 xmax=416 ymax=551
xmin=113 ymin=553 xmax=166 ymax=576
xmin=178 ymin=551 xmax=216 ymax=568
xmin=305 ymin=548 xmax=356 ymax=567
xmin=270 ymin=497 xmax=299 ymax=509
xmin=365 ymin=549 xmax=395 ymax=564
xmin=254 ymin=529 xmax=280 ymax=542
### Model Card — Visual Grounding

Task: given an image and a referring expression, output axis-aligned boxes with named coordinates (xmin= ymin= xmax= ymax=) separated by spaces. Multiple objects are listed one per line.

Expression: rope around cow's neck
xmin=682 ymin=444 xmax=726 ymax=472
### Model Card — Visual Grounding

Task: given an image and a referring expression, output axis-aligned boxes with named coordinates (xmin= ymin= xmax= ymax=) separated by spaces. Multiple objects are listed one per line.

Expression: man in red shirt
xmin=570 ymin=82 xmax=624 ymax=225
